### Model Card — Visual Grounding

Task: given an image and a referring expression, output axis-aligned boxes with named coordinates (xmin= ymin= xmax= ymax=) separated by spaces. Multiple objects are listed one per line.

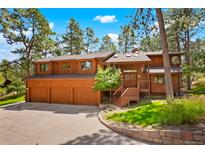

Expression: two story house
xmin=26 ymin=51 xmax=183 ymax=106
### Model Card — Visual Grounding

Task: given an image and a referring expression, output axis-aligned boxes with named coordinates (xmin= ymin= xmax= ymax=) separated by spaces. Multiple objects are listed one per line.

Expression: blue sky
xmin=39 ymin=8 xmax=136 ymax=38
xmin=0 ymin=8 xmax=136 ymax=62
xmin=0 ymin=8 xmax=204 ymax=62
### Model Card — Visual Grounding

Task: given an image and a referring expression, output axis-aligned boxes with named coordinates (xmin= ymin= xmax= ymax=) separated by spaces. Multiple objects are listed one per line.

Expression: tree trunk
xmin=186 ymin=30 xmax=191 ymax=90
xmin=26 ymin=61 xmax=31 ymax=77
xmin=184 ymin=30 xmax=191 ymax=90
xmin=156 ymin=8 xmax=174 ymax=98
xmin=175 ymin=33 xmax=181 ymax=52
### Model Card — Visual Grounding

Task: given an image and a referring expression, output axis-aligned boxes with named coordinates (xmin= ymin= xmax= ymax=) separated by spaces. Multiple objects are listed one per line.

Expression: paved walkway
xmin=0 ymin=102 xmax=150 ymax=145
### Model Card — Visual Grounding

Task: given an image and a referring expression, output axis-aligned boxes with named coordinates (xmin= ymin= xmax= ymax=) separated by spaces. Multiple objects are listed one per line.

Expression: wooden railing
xmin=121 ymin=87 xmax=139 ymax=97
xmin=113 ymin=86 xmax=122 ymax=96
xmin=115 ymin=87 xmax=139 ymax=107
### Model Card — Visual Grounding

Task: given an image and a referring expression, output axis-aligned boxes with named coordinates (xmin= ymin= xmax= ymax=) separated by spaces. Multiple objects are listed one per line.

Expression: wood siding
xmin=35 ymin=59 xmax=102 ymax=75
xmin=148 ymin=55 xmax=164 ymax=67
xmin=30 ymin=53 xmax=182 ymax=105
xmin=150 ymin=74 xmax=181 ymax=94
xmin=148 ymin=55 xmax=181 ymax=67
xmin=26 ymin=78 xmax=100 ymax=106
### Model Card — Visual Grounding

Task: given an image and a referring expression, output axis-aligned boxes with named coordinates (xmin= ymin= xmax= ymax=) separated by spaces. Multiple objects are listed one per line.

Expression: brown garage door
xmin=50 ymin=87 xmax=72 ymax=104
xmin=73 ymin=87 xmax=98 ymax=106
xmin=30 ymin=87 xmax=49 ymax=103
xmin=27 ymin=78 xmax=100 ymax=106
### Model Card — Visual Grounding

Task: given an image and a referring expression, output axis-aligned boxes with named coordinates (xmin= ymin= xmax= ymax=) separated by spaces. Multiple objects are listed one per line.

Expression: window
xmin=124 ymin=74 xmax=136 ymax=81
xmin=125 ymin=74 xmax=130 ymax=80
xmin=62 ymin=63 xmax=70 ymax=70
xmin=81 ymin=61 xmax=92 ymax=70
xmin=171 ymin=56 xmax=180 ymax=65
xmin=154 ymin=75 xmax=164 ymax=84
xmin=40 ymin=64 xmax=48 ymax=72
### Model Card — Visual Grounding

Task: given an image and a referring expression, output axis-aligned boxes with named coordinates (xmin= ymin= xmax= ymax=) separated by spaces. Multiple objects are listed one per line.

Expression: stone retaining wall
xmin=99 ymin=112 xmax=205 ymax=145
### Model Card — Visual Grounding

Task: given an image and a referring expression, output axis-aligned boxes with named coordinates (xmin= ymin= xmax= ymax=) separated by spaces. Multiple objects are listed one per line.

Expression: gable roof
xmin=34 ymin=51 xmax=114 ymax=62
xmin=105 ymin=53 xmax=151 ymax=64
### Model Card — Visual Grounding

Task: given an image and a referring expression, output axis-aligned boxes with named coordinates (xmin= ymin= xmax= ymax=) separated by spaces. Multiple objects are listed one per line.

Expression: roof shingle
xmin=34 ymin=51 xmax=114 ymax=62
xmin=105 ymin=53 xmax=151 ymax=63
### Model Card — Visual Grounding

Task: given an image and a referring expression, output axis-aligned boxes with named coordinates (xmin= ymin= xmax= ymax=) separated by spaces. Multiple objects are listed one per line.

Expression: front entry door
xmin=123 ymin=73 xmax=137 ymax=88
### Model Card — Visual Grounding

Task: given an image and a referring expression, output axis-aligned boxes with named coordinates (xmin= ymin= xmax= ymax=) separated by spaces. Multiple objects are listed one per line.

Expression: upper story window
xmin=62 ymin=63 xmax=70 ymax=70
xmin=154 ymin=75 xmax=164 ymax=84
xmin=171 ymin=56 xmax=180 ymax=65
xmin=40 ymin=64 xmax=48 ymax=72
xmin=81 ymin=61 xmax=92 ymax=70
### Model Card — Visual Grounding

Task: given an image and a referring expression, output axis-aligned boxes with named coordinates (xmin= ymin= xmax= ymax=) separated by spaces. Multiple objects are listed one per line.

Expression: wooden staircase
xmin=113 ymin=87 xmax=139 ymax=107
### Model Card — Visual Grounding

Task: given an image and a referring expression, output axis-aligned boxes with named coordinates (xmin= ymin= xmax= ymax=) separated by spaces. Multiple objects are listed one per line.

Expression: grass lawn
xmin=0 ymin=95 xmax=25 ymax=107
xmin=107 ymin=100 xmax=164 ymax=127
xmin=106 ymin=96 xmax=205 ymax=127
xmin=191 ymin=76 xmax=205 ymax=94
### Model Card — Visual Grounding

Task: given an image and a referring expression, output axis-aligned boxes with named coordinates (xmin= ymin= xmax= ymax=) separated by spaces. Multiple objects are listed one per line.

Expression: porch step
xmin=113 ymin=87 xmax=140 ymax=107
xmin=114 ymin=98 xmax=126 ymax=107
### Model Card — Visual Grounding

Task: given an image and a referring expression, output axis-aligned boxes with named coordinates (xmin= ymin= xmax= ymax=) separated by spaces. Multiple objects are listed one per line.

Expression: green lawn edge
xmin=106 ymin=96 xmax=205 ymax=127
xmin=0 ymin=95 xmax=25 ymax=107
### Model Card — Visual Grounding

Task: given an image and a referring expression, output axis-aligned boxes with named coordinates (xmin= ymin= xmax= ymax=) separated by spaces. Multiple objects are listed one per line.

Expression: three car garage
xmin=26 ymin=75 xmax=101 ymax=106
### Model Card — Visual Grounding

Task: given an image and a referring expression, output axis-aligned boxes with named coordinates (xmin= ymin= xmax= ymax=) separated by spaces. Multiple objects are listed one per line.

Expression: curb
xmin=0 ymin=101 xmax=25 ymax=108
xmin=98 ymin=111 xmax=205 ymax=145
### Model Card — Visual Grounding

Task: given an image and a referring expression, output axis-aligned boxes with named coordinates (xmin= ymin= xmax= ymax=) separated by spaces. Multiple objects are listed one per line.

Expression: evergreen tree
xmin=130 ymin=8 xmax=174 ymax=97
xmin=165 ymin=8 xmax=205 ymax=89
xmin=99 ymin=35 xmax=117 ymax=52
xmin=139 ymin=35 xmax=161 ymax=52
xmin=62 ymin=18 xmax=84 ymax=55
xmin=118 ymin=25 xmax=136 ymax=53
xmin=0 ymin=8 xmax=55 ymax=77
xmin=84 ymin=27 xmax=99 ymax=53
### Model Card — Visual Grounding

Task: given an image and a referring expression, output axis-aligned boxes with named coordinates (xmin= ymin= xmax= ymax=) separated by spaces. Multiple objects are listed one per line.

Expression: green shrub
xmin=191 ymin=75 xmax=205 ymax=94
xmin=160 ymin=96 xmax=205 ymax=125
xmin=93 ymin=66 xmax=122 ymax=91
xmin=0 ymin=87 xmax=6 ymax=96
xmin=7 ymin=79 xmax=25 ymax=96
xmin=106 ymin=96 xmax=205 ymax=127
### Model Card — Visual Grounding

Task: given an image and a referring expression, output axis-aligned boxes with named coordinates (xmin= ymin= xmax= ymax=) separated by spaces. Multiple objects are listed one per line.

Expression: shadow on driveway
xmin=61 ymin=129 xmax=150 ymax=145
xmin=2 ymin=102 xmax=99 ymax=116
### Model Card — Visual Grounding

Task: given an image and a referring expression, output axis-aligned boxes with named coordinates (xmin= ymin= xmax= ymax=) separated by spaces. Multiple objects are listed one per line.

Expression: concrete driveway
xmin=0 ymin=102 xmax=149 ymax=145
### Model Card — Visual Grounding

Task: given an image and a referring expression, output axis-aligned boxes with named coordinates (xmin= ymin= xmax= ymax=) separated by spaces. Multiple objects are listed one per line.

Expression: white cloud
xmin=107 ymin=33 xmax=119 ymax=42
xmin=94 ymin=15 xmax=117 ymax=23
xmin=49 ymin=22 xmax=54 ymax=29
xmin=0 ymin=34 xmax=21 ymax=62
xmin=10 ymin=28 xmax=32 ymax=37
xmin=23 ymin=28 xmax=32 ymax=36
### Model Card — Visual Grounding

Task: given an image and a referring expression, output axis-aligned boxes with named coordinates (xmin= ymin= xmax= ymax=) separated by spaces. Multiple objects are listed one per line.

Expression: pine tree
xmin=118 ymin=25 xmax=136 ymax=53
xmin=84 ymin=27 xmax=99 ymax=53
xmin=62 ymin=18 xmax=84 ymax=55
xmin=0 ymin=8 xmax=55 ymax=77
xmin=99 ymin=35 xmax=117 ymax=52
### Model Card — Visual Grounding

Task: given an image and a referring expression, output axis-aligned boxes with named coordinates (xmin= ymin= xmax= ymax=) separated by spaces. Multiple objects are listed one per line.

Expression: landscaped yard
xmin=191 ymin=76 xmax=205 ymax=94
xmin=106 ymin=95 xmax=205 ymax=127
xmin=0 ymin=95 xmax=25 ymax=106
